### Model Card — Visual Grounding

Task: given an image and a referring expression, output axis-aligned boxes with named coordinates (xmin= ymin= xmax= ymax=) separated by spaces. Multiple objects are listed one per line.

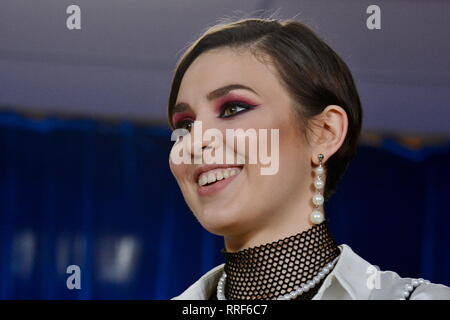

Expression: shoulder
xmin=332 ymin=244 xmax=450 ymax=300
xmin=408 ymin=281 xmax=450 ymax=300
xmin=367 ymin=268 xmax=450 ymax=300
xmin=170 ymin=263 xmax=224 ymax=300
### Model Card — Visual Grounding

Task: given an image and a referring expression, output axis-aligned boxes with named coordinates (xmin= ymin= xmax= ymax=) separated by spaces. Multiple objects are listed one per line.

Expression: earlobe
xmin=311 ymin=152 xmax=327 ymax=166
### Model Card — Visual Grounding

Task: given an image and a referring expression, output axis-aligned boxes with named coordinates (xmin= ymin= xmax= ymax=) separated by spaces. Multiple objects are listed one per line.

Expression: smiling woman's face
xmin=169 ymin=47 xmax=315 ymax=246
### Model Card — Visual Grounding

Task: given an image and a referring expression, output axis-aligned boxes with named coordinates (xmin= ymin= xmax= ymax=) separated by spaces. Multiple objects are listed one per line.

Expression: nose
xmin=184 ymin=120 xmax=217 ymax=163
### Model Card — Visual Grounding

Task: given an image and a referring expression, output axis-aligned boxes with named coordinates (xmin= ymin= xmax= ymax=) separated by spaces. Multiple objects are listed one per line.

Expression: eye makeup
xmin=218 ymin=100 xmax=258 ymax=118
xmin=172 ymin=112 xmax=193 ymax=130
xmin=171 ymin=92 xmax=260 ymax=129
xmin=214 ymin=93 xmax=260 ymax=115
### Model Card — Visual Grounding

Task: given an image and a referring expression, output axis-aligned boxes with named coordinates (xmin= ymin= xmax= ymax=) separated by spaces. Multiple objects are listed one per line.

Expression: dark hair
xmin=167 ymin=18 xmax=363 ymax=201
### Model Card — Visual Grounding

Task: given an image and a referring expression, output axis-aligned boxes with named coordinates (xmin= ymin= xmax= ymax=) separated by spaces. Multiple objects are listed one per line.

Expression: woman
xmin=167 ymin=18 xmax=450 ymax=300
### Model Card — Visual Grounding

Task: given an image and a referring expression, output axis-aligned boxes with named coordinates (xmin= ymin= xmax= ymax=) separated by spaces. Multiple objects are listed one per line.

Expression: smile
xmin=197 ymin=166 xmax=242 ymax=196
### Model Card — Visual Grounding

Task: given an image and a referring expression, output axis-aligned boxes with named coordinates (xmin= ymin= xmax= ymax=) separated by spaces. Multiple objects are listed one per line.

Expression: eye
xmin=219 ymin=101 xmax=254 ymax=118
xmin=174 ymin=119 xmax=194 ymax=132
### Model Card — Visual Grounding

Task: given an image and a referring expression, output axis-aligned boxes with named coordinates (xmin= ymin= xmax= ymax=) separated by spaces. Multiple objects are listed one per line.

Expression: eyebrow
xmin=172 ymin=84 xmax=258 ymax=114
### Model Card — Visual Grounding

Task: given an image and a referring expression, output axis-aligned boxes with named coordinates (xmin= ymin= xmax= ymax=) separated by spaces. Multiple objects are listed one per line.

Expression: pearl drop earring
xmin=310 ymin=153 xmax=325 ymax=225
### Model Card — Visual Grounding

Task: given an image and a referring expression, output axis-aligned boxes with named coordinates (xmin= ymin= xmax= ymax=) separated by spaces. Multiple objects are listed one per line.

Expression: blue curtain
xmin=0 ymin=110 xmax=448 ymax=299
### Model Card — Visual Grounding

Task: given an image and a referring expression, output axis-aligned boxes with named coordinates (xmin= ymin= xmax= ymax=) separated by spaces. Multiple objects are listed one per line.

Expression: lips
xmin=193 ymin=164 xmax=244 ymax=183
xmin=197 ymin=166 xmax=242 ymax=196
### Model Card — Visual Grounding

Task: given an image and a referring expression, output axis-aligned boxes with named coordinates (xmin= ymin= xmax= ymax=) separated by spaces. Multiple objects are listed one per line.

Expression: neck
xmin=220 ymin=220 xmax=339 ymax=300
xmin=223 ymin=197 xmax=320 ymax=252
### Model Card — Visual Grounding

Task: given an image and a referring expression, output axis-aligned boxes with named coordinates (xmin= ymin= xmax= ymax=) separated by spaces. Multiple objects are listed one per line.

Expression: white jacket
xmin=171 ymin=244 xmax=450 ymax=300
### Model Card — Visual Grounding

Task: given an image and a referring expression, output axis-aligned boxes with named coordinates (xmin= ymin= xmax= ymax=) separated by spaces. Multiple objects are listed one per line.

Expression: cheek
xmin=239 ymin=108 xmax=303 ymax=178
xmin=169 ymin=140 xmax=192 ymax=183
xmin=169 ymin=159 xmax=189 ymax=184
xmin=269 ymin=112 xmax=309 ymax=180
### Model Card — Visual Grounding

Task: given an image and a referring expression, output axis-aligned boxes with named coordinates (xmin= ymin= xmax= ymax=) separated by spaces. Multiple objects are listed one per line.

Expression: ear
xmin=309 ymin=105 xmax=348 ymax=165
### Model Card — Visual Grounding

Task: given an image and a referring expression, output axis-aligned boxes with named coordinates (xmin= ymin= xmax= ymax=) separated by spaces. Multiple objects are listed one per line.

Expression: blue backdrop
xmin=0 ymin=110 xmax=449 ymax=299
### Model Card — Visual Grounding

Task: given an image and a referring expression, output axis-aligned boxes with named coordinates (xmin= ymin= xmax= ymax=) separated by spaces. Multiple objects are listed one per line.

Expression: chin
xmin=195 ymin=207 xmax=247 ymax=236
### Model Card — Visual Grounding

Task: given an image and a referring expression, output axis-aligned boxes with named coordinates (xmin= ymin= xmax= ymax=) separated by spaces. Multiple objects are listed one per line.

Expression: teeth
xmin=207 ymin=172 xmax=215 ymax=184
xmin=198 ymin=167 xmax=241 ymax=186
xmin=199 ymin=175 xmax=208 ymax=186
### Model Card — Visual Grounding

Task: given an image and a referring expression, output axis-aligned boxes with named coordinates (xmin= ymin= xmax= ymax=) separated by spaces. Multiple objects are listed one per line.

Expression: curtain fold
xmin=0 ymin=110 xmax=448 ymax=299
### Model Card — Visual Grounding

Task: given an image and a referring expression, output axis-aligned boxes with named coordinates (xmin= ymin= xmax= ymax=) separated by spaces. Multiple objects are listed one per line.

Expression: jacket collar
xmin=172 ymin=263 xmax=225 ymax=300
xmin=312 ymin=244 xmax=373 ymax=300
xmin=172 ymin=244 xmax=374 ymax=300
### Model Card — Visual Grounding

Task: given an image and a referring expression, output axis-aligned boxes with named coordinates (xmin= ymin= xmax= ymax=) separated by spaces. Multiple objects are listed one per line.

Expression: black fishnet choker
xmin=210 ymin=220 xmax=340 ymax=300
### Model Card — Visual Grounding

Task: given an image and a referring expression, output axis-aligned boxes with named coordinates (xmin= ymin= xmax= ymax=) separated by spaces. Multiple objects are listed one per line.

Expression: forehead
xmin=177 ymin=47 xmax=280 ymax=100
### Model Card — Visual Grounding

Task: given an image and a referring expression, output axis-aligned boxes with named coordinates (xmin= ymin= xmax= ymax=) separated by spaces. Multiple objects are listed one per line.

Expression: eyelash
xmin=174 ymin=101 xmax=255 ymax=131
xmin=219 ymin=101 xmax=254 ymax=118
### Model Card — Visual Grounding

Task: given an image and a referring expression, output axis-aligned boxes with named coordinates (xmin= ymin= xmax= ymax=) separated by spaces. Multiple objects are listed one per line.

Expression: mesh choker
xmin=210 ymin=220 xmax=340 ymax=300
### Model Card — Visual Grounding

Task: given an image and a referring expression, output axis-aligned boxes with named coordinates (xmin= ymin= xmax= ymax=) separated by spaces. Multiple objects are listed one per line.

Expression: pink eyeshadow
xmin=172 ymin=112 xmax=193 ymax=128
xmin=214 ymin=93 xmax=259 ymax=112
